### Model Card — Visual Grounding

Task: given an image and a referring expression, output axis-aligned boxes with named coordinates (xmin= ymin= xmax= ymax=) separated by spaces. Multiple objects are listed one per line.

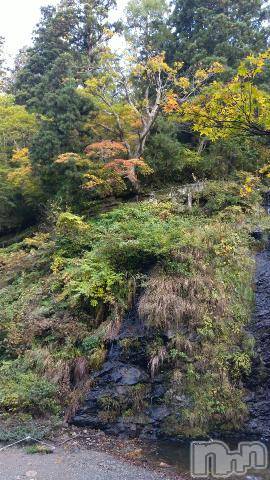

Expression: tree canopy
xmin=169 ymin=0 xmax=270 ymax=70
xmin=169 ymin=50 xmax=270 ymax=140
xmin=1 ymin=0 xmax=270 ymax=225
xmin=13 ymin=0 xmax=116 ymax=171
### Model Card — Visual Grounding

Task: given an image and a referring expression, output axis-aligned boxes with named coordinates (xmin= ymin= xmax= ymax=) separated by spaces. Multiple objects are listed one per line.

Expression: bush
xmin=0 ymin=361 xmax=60 ymax=415
xmin=0 ymin=414 xmax=61 ymax=442
xmin=193 ymin=180 xmax=261 ymax=215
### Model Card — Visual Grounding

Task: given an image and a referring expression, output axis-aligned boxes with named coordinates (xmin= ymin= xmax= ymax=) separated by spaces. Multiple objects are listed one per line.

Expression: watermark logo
xmin=191 ymin=440 xmax=268 ymax=478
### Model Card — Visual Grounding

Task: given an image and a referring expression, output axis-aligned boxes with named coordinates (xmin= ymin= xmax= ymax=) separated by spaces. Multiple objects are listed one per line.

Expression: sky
xmin=0 ymin=0 xmax=127 ymax=65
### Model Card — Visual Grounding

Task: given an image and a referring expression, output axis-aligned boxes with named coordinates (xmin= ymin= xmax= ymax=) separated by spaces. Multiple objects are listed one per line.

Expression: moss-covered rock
xmin=0 ymin=182 xmax=268 ymax=438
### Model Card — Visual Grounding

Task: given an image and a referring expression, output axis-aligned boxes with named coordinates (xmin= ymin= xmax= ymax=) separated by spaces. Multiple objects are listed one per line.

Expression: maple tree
xmin=85 ymin=141 xmax=128 ymax=160
xmin=170 ymin=50 xmax=270 ymax=140
xmin=55 ymin=140 xmax=152 ymax=194
xmin=240 ymin=162 xmax=270 ymax=197
xmin=85 ymin=140 xmax=152 ymax=189
xmin=82 ymin=51 xmax=223 ymax=164
xmin=164 ymin=50 xmax=270 ymax=196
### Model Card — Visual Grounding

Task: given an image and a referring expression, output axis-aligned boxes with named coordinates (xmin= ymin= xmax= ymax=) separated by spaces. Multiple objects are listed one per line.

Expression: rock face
xmin=73 ymin=241 xmax=270 ymax=440
xmin=245 ymin=246 xmax=270 ymax=440
xmin=72 ymin=305 xmax=170 ymax=438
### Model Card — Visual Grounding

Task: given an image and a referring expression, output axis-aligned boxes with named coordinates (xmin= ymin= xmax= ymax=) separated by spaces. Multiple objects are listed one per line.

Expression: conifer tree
xmin=13 ymin=0 xmax=116 ymax=171
xmin=169 ymin=0 xmax=270 ymax=69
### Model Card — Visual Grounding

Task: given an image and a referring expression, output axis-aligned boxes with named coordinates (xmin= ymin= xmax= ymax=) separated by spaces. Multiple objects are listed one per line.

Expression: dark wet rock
xmin=244 ymin=245 xmax=270 ymax=439
xmin=152 ymin=373 xmax=166 ymax=383
xmin=72 ymin=302 xmax=169 ymax=437
xmin=106 ymin=422 xmax=139 ymax=437
xmin=251 ymin=229 xmax=263 ymax=241
xmin=96 ymin=360 xmax=121 ymax=375
xmin=122 ymin=414 xmax=154 ymax=425
xmin=139 ymin=426 xmax=158 ymax=440
xmin=148 ymin=406 xmax=170 ymax=421
xmin=72 ymin=413 xmax=102 ymax=428
xmin=110 ymin=365 xmax=149 ymax=385
xmin=151 ymin=383 xmax=166 ymax=400
xmin=118 ymin=307 xmax=145 ymax=339
xmin=245 ymin=392 xmax=256 ymax=403
xmin=73 ymin=239 xmax=270 ymax=441
xmin=85 ymin=386 xmax=111 ymax=402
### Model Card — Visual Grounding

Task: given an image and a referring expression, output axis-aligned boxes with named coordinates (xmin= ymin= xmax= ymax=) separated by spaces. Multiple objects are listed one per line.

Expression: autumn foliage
xmin=85 ymin=141 xmax=128 ymax=160
xmin=168 ymin=50 xmax=270 ymax=140
xmin=54 ymin=140 xmax=152 ymax=195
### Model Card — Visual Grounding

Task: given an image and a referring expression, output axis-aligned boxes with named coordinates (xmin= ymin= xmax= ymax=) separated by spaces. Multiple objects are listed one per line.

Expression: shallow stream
xmin=149 ymin=439 xmax=270 ymax=479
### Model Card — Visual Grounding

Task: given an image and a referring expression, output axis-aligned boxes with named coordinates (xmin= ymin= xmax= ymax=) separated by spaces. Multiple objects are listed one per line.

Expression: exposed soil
xmin=0 ymin=426 xmax=186 ymax=480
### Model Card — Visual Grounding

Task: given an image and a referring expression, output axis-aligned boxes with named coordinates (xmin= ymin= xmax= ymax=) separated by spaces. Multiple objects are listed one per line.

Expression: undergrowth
xmin=0 ymin=180 xmax=268 ymax=437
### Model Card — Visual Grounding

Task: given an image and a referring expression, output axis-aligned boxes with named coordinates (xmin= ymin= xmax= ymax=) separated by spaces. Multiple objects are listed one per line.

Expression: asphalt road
xmin=0 ymin=447 xmax=172 ymax=480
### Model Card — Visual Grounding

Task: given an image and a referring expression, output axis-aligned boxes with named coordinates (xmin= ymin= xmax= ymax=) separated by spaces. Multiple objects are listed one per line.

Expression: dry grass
xmin=138 ymin=263 xmax=226 ymax=331
xmin=149 ymin=346 xmax=167 ymax=378
xmin=138 ymin=243 xmax=229 ymax=333
xmin=64 ymin=378 xmax=93 ymax=422
xmin=24 ymin=350 xmax=95 ymax=423
xmin=71 ymin=357 xmax=89 ymax=387
xmin=25 ymin=348 xmax=72 ymax=395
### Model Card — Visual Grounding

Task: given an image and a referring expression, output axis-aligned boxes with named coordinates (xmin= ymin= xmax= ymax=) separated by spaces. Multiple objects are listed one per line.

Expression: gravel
xmin=0 ymin=447 xmax=173 ymax=480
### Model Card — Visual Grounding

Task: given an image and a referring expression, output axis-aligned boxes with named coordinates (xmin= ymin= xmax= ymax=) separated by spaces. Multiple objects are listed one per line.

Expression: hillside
xmin=1 ymin=181 xmax=269 ymax=440
xmin=1 ymin=0 xmax=270 ymax=453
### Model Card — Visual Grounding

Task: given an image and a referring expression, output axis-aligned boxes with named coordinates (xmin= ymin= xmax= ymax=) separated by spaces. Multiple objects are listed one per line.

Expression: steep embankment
xmin=0 ymin=181 xmax=268 ymax=440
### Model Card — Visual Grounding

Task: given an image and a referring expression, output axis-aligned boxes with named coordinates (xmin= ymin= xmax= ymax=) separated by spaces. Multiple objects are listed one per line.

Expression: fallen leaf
xmin=126 ymin=449 xmax=143 ymax=459
xmin=159 ymin=462 xmax=171 ymax=468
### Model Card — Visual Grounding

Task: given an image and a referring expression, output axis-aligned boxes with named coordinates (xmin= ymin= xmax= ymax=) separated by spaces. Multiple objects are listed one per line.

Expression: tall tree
xmin=13 ymin=0 xmax=116 ymax=176
xmin=83 ymin=51 xmax=222 ymax=162
xmin=0 ymin=96 xmax=39 ymax=234
xmin=124 ymin=0 xmax=171 ymax=59
xmin=169 ymin=0 xmax=270 ymax=70
xmin=14 ymin=0 xmax=117 ymax=109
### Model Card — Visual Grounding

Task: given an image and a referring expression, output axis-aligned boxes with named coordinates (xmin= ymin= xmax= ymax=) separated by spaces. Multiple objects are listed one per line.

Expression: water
xmin=244 ymin=246 xmax=270 ymax=439
xmin=151 ymin=440 xmax=190 ymax=474
xmin=148 ymin=440 xmax=270 ymax=479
